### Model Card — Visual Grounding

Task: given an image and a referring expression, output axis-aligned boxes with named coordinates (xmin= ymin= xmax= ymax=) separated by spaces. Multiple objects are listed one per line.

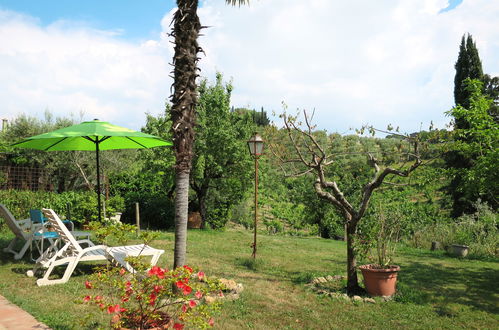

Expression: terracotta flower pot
xmin=358 ymin=264 xmax=400 ymax=297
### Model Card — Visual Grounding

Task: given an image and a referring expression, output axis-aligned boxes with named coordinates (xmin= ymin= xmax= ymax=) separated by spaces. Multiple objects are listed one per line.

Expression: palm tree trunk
xmin=170 ymin=0 xmax=201 ymax=269
xmin=174 ymin=169 xmax=190 ymax=268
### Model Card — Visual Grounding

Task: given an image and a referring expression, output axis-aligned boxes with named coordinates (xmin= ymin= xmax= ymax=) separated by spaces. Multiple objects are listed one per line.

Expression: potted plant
xmin=357 ymin=206 xmax=401 ymax=297
xmin=449 ymin=225 xmax=470 ymax=257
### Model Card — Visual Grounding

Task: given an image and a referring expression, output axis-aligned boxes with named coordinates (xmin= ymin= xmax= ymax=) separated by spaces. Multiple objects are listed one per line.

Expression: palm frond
xmin=225 ymin=0 xmax=249 ymax=7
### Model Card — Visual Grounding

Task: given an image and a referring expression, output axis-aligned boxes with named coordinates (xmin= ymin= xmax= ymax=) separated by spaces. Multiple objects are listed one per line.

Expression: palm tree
xmin=170 ymin=0 xmax=248 ymax=268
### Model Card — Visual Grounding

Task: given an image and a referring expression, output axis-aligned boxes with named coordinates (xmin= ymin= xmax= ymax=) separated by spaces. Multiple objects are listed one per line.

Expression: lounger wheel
xmin=26 ymin=270 xmax=34 ymax=277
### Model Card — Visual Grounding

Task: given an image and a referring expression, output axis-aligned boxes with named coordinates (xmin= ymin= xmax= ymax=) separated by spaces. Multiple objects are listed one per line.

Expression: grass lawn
xmin=0 ymin=227 xmax=498 ymax=329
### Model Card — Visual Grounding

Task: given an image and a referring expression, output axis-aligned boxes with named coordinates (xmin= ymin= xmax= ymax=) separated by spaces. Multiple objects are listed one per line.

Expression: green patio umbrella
xmin=12 ymin=119 xmax=172 ymax=221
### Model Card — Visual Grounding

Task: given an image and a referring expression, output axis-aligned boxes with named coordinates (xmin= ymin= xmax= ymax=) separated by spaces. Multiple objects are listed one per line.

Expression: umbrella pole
xmin=96 ymin=141 xmax=102 ymax=222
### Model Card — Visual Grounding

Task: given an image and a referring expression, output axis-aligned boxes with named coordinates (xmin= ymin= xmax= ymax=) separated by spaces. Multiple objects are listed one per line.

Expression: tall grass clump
xmin=411 ymin=201 xmax=498 ymax=258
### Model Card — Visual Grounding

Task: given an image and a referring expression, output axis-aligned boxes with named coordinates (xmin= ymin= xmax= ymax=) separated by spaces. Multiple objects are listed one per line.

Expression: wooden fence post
xmin=135 ymin=202 xmax=140 ymax=235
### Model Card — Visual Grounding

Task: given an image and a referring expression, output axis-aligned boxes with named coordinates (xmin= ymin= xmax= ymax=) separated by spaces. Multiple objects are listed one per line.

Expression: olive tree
xmin=272 ymin=110 xmax=424 ymax=294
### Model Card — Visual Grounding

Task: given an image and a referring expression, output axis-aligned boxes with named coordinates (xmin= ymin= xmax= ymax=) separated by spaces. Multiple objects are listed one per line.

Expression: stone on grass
xmin=204 ymin=296 xmax=217 ymax=305
xmin=364 ymin=298 xmax=376 ymax=304
xmin=235 ymin=283 xmax=244 ymax=294
xmin=317 ymin=277 xmax=327 ymax=283
xmin=219 ymin=278 xmax=238 ymax=291
xmin=326 ymin=275 xmax=334 ymax=281
xmin=352 ymin=295 xmax=363 ymax=302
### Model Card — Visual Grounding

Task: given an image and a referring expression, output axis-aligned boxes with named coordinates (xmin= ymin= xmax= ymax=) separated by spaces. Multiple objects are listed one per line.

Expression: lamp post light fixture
xmin=247 ymin=133 xmax=264 ymax=259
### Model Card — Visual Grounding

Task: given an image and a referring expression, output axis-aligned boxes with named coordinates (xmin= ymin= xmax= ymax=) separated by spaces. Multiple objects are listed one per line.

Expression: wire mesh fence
xmin=0 ymin=166 xmax=53 ymax=191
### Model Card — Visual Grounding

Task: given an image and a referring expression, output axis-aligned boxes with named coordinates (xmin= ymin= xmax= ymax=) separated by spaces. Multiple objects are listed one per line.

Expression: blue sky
xmin=440 ymin=0 xmax=463 ymax=13
xmin=0 ymin=0 xmax=498 ymax=133
xmin=0 ymin=0 xmax=176 ymax=40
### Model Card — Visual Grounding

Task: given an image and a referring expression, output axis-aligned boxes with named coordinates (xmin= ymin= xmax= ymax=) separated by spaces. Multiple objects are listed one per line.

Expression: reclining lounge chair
xmin=0 ymin=204 xmax=90 ymax=260
xmin=29 ymin=208 xmax=164 ymax=286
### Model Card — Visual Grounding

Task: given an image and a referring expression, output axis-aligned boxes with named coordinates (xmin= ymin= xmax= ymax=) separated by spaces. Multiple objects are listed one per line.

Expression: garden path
xmin=0 ymin=295 xmax=50 ymax=329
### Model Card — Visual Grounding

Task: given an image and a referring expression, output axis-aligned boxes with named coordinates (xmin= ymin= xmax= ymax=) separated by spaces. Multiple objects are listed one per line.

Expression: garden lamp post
xmin=247 ymin=133 xmax=264 ymax=259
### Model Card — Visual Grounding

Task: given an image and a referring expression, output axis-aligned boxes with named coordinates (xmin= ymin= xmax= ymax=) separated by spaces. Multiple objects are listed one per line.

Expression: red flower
xmin=107 ymin=304 xmax=122 ymax=314
xmin=195 ymin=291 xmax=203 ymax=299
xmin=197 ymin=271 xmax=205 ymax=281
xmin=125 ymin=281 xmax=132 ymax=288
xmin=182 ymin=285 xmax=192 ymax=295
xmin=182 ymin=304 xmax=187 ymax=313
xmin=175 ymin=280 xmax=185 ymax=289
xmin=183 ymin=265 xmax=193 ymax=273
xmin=173 ymin=323 xmax=184 ymax=330
xmin=218 ymin=291 xmax=224 ymax=297
xmin=106 ymin=304 xmax=126 ymax=314
xmin=189 ymin=300 xmax=197 ymax=308
xmin=119 ymin=268 xmax=126 ymax=276
xmin=209 ymin=318 xmax=215 ymax=327
xmin=121 ymin=297 xmax=129 ymax=302
xmin=94 ymin=295 xmax=103 ymax=302
xmin=147 ymin=266 xmax=165 ymax=279
xmin=98 ymin=303 xmax=105 ymax=310
xmin=83 ymin=295 xmax=91 ymax=303
xmin=153 ymin=285 xmax=163 ymax=293
xmin=149 ymin=293 xmax=157 ymax=306
xmin=85 ymin=280 xmax=93 ymax=289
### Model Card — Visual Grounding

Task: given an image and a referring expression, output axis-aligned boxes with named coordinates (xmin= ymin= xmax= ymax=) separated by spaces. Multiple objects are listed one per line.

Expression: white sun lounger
xmin=29 ymin=208 xmax=164 ymax=286
xmin=0 ymin=204 xmax=90 ymax=260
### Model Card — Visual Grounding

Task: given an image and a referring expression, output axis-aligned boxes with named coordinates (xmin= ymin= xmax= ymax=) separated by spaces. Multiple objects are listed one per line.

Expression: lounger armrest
xmin=76 ymin=239 xmax=95 ymax=247
xmin=17 ymin=218 xmax=32 ymax=230
xmin=62 ymin=220 xmax=74 ymax=231
xmin=80 ymin=244 xmax=107 ymax=254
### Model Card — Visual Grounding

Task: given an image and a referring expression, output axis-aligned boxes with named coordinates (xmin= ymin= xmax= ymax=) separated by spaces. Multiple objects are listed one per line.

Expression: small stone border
xmin=307 ymin=275 xmax=393 ymax=304
xmin=204 ymin=278 xmax=244 ymax=304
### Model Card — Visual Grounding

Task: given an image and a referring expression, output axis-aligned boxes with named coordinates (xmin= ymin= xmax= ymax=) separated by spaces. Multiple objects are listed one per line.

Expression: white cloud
xmin=192 ymin=0 xmax=499 ymax=133
xmin=0 ymin=0 xmax=498 ymax=134
xmin=0 ymin=9 xmax=171 ymax=129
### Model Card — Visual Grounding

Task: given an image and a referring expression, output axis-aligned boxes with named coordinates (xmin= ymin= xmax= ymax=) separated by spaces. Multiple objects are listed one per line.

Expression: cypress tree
xmin=448 ymin=34 xmax=484 ymax=216
xmin=448 ymin=34 xmax=498 ymax=216
xmin=454 ymin=34 xmax=483 ymax=121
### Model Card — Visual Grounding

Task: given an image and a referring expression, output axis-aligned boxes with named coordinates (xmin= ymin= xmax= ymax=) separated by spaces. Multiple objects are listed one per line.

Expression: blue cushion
xmin=34 ymin=231 xmax=59 ymax=238
xmin=30 ymin=209 xmax=47 ymax=224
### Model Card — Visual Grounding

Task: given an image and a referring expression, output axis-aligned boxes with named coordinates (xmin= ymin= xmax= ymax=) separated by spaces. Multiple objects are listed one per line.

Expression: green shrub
xmin=0 ymin=190 xmax=124 ymax=228
xmin=409 ymin=201 xmax=498 ymax=258
xmin=206 ymin=198 xmax=230 ymax=229
xmin=230 ymin=198 xmax=253 ymax=229
xmin=263 ymin=219 xmax=284 ymax=234
xmin=119 ymin=191 xmax=174 ymax=230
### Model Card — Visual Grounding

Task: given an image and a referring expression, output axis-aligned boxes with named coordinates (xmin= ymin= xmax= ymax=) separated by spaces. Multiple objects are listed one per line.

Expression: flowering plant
xmin=83 ymin=260 xmax=223 ymax=329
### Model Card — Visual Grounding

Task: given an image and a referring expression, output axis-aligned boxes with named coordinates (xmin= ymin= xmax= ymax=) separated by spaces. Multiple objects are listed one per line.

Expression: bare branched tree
xmin=272 ymin=110 xmax=423 ymax=294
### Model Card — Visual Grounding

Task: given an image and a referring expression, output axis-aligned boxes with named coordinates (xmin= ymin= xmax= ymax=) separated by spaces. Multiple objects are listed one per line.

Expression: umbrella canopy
xmin=12 ymin=119 xmax=170 ymax=151
xmin=12 ymin=119 xmax=172 ymax=221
